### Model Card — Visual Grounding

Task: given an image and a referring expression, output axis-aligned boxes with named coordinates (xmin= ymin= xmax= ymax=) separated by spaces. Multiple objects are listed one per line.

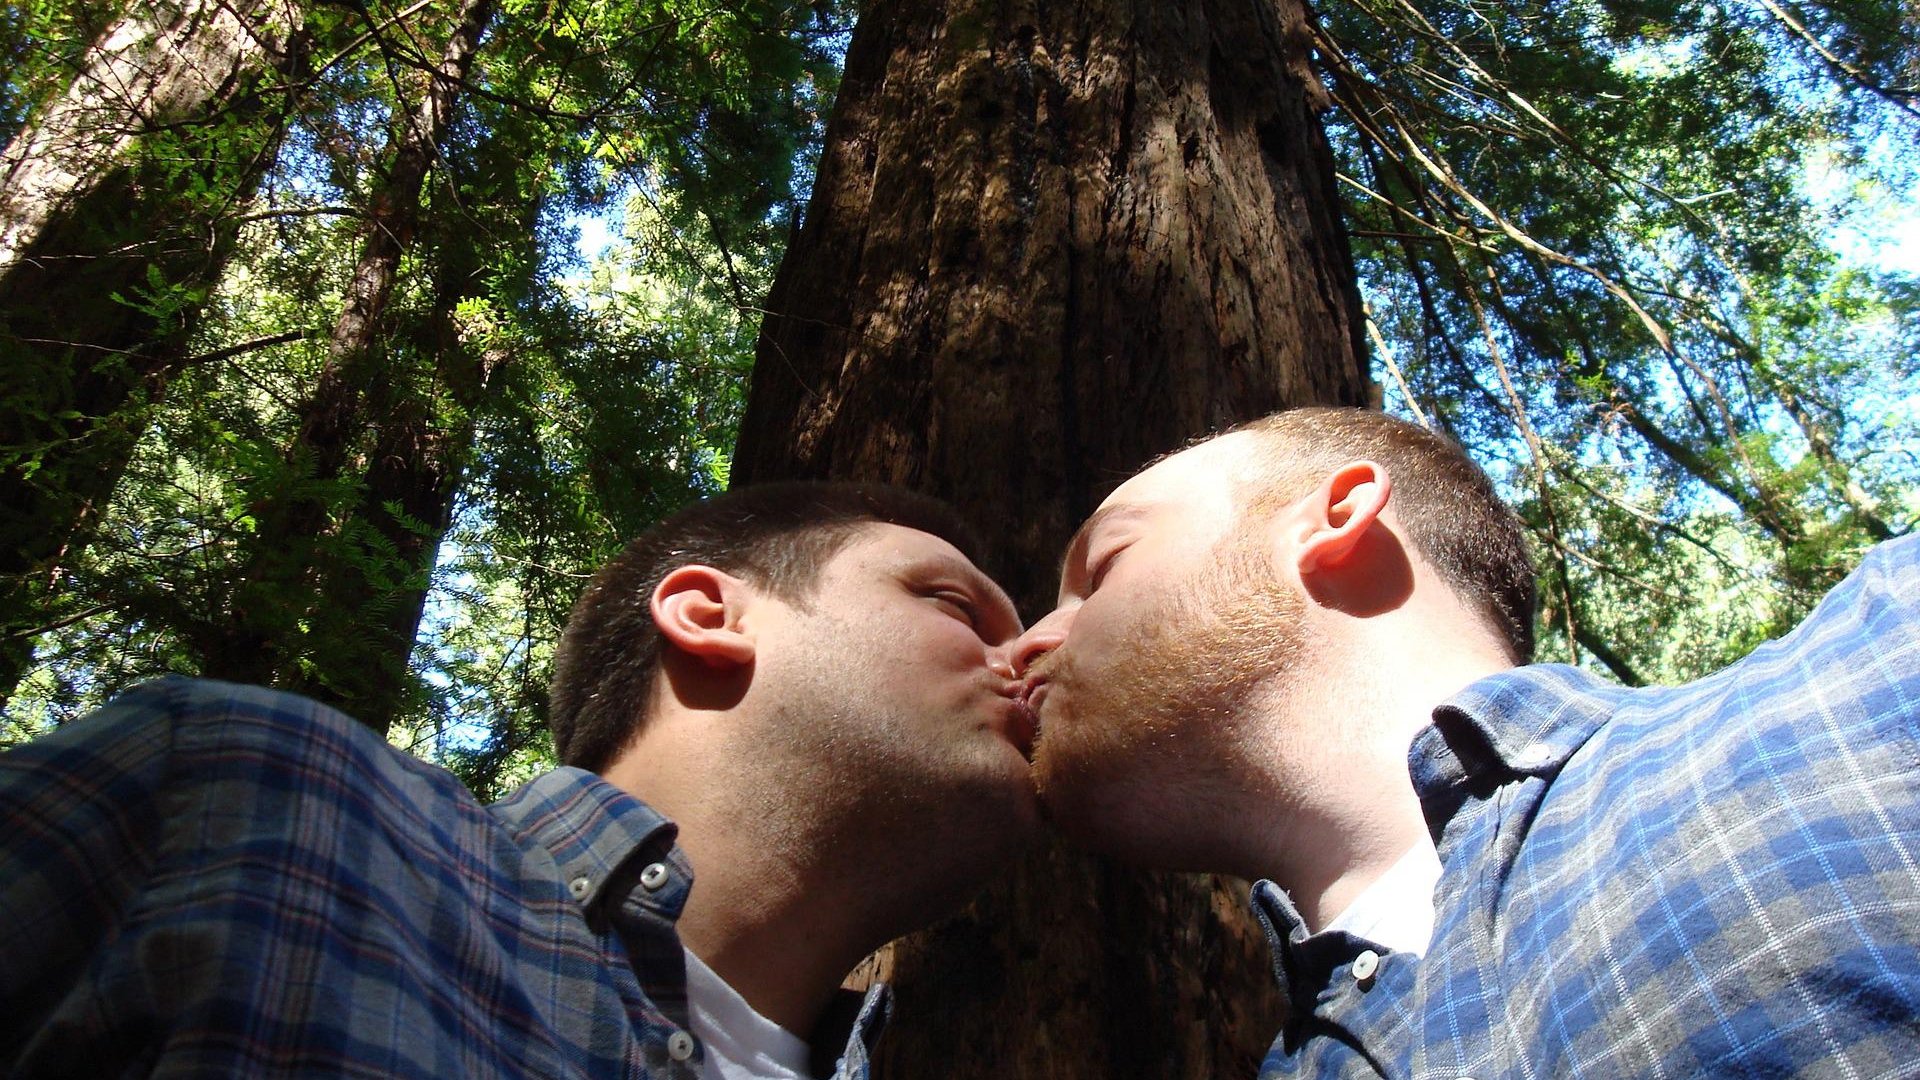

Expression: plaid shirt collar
xmin=1410 ymin=664 xmax=1624 ymax=847
xmin=491 ymin=767 xmax=692 ymax=917
xmin=489 ymin=768 xmax=892 ymax=1079
xmin=1254 ymin=664 xmax=1628 ymax=1007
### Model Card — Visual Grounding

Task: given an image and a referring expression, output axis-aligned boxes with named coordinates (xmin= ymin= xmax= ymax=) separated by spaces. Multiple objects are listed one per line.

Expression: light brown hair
xmin=1231 ymin=408 xmax=1536 ymax=662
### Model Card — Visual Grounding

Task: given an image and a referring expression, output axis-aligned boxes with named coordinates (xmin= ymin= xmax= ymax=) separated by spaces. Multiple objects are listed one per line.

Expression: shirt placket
xmin=607 ymin=849 xmax=702 ymax=1079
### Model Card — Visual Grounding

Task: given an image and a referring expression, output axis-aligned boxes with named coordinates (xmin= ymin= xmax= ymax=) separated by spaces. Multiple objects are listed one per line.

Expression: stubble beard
xmin=1031 ymin=541 xmax=1307 ymax=854
xmin=752 ymin=629 xmax=1037 ymax=907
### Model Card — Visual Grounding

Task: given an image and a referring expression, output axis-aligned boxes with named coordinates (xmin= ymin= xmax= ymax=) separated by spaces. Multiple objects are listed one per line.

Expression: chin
xmin=953 ymin=765 xmax=1046 ymax=848
xmin=1050 ymin=804 xmax=1199 ymax=871
xmin=983 ymin=784 xmax=1045 ymax=846
xmin=1035 ymin=768 xmax=1191 ymax=870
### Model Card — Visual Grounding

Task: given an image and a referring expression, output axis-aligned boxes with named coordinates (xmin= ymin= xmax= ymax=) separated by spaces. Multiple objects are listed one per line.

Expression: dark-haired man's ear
xmin=651 ymin=565 xmax=758 ymax=670
xmin=1291 ymin=460 xmax=1391 ymax=576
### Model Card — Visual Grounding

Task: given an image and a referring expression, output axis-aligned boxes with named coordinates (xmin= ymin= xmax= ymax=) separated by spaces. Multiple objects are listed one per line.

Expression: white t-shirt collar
xmin=1319 ymin=839 xmax=1443 ymax=957
xmin=683 ymin=948 xmax=815 ymax=1080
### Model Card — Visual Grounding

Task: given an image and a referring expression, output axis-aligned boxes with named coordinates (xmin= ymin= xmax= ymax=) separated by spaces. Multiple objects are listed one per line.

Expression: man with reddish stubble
xmin=1008 ymin=406 xmax=1920 ymax=1079
xmin=2 ymin=482 xmax=1040 ymax=1080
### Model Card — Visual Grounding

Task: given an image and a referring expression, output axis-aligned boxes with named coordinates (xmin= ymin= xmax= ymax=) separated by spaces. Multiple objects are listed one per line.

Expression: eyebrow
xmin=975 ymin=576 xmax=1023 ymax=639
xmin=960 ymin=562 xmax=1015 ymax=610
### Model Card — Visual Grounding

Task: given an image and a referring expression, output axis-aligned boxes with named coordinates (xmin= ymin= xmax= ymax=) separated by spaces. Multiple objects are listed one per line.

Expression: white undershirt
xmin=1320 ymin=839 xmax=1444 ymax=958
xmin=683 ymin=948 xmax=815 ymax=1080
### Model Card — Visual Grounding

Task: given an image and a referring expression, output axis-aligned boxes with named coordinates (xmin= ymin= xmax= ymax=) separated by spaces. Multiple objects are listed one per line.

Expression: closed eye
xmin=1086 ymin=544 xmax=1127 ymax=594
xmin=928 ymin=590 xmax=978 ymax=627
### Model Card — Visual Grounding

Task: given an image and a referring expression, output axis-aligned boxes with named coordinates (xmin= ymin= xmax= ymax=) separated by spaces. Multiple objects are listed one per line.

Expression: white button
xmin=567 ymin=876 xmax=591 ymax=899
xmin=1518 ymin=741 xmax=1554 ymax=768
xmin=640 ymin=862 xmax=671 ymax=891
xmin=666 ymin=1029 xmax=696 ymax=1061
xmin=1351 ymin=949 xmax=1380 ymax=981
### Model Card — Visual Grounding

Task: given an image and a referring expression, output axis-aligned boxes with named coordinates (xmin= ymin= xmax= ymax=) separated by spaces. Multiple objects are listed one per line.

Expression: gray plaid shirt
xmin=1 ymin=679 xmax=887 ymax=1077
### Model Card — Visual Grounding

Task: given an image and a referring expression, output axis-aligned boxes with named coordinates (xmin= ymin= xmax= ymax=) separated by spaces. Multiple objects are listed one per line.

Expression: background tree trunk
xmin=199 ymin=0 xmax=497 ymax=718
xmin=0 ymin=0 xmax=302 ymax=268
xmin=280 ymin=173 xmax=527 ymax=733
xmin=0 ymin=0 xmax=307 ymax=706
xmin=734 ymin=0 xmax=1369 ymax=1073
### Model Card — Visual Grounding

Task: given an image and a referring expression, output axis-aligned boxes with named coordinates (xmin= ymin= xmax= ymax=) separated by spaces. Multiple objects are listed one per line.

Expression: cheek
xmin=878 ymin=616 xmax=986 ymax=674
xmin=1068 ymin=593 xmax=1149 ymax=659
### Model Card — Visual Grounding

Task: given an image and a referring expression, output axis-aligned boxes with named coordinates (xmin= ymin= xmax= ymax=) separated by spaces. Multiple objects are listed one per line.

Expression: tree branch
xmin=181 ymin=329 xmax=308 ymax=366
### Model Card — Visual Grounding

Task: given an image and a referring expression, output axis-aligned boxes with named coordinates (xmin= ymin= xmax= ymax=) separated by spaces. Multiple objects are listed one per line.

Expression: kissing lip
xmin=1001 ymin=697 xmax=1039 ymax=761
xmin=1022 ymin=679 xmax=1049 ymax=713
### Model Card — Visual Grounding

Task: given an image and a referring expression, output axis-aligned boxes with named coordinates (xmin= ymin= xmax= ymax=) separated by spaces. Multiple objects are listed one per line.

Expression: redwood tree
xmin=733 ymin=0 xmax=1369 ymax=1073
xmin=196 ymin=0 xmax=497 ymax=719
xmin=0 ymin=0 xmax=309 ymax=703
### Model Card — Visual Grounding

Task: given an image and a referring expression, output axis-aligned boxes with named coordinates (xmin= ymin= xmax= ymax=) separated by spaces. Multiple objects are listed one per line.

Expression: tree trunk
xmin=284 ymin=353 xmax=490 ymax=733
xmin=734 ymin=0 xmax=1369 ymax=1074
xmin=284 ymin=196 xmax=521 ymax=733
xmin=0 ymin=0 xmax=306 ymax=705
xmin=0 ymin=0 xmax=301 ymax=269
xmin=199 ymin=0 xmax=498 ymax=711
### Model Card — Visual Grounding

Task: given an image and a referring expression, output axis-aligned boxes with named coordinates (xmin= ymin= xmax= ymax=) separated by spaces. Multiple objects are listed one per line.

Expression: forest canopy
xmin=1 ymin=0 xmax=1914 ymax=799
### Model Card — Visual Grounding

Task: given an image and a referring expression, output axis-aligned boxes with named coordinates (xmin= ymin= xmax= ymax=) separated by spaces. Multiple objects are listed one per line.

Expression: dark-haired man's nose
xmin=1008 ymin=607 xmax=1072 ymax=678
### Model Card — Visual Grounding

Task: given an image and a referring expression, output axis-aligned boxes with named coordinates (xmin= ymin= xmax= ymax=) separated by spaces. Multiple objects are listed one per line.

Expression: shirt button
xmin=567 ymin=876 xmax=591 ymax=899
xmin=666 ymin=1029 xmax=697 ymax=1061
xmin=640 ymin=862 xmax=671 ymax=891
xmin=1518 ymin=741 xmax=1554 ymax=768
xmin=1351 ymin=949 xmax=1380 ymax=981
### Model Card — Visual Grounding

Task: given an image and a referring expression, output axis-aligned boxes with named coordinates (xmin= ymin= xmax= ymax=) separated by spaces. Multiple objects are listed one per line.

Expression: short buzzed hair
xmin=549 ymin=482 xmax=985 ymax=773
xmin=1232 ymin=408 xmax=1536 ymax=662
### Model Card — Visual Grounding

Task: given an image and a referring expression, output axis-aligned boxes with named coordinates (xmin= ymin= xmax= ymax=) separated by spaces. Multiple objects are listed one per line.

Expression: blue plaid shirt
xmin=1256 ymin=535 xmax=1920 ymax=1077
xmin=0 ymin=678 xmax=887 ymax=1078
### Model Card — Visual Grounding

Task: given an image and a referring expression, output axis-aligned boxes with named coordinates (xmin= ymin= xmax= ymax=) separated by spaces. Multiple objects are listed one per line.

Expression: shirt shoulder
xmin=0 ymin=679 xmax=689 ymax=1078
xmin=1416 ymin=538 xmax=1920 ymax=1077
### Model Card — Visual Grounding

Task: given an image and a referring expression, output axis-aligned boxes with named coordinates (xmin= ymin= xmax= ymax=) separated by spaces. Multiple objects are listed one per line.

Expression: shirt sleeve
xmin=0 ymin=677 xmax=179 ymax=1070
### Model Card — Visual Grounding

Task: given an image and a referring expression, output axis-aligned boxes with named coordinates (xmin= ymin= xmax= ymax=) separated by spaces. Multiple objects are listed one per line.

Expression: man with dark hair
xmin=1 ymin=482 xmax=1038 ymax=1079
xmin=549 ymin=481 xmax=1005 ymax=773
xmin=544 ymin=481 xmax=1037 ymax=1077
xmin=1009 ymin=406 xmax=1920 ymax=1077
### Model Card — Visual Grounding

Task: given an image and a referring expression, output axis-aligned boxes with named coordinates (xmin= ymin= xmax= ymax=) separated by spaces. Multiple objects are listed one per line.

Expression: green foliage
xmin=1321 ymin=0 xmax=1918 ymax=683
xmin=0 ymin=0 xmax=119 ymax=144
xmin=5 ymin=0 xmax=1911 ymax=797
xmin=393 ymin=184 xmax=761 ymax=781
xmin=3 ymin=0 xmax=847 ymax=777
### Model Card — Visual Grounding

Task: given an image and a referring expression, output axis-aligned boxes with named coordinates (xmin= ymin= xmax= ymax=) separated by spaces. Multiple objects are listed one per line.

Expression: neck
xmin=1239 ymin=627 xmax=1509 ymax=933
xmin=668 ymin=807 xmax=872 ymax=1036
xmin=602 ymin=734 xmax=901 ymax=1037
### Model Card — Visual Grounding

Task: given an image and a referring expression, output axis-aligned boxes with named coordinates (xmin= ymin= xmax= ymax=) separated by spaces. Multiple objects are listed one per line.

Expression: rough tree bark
xmin=0 ymin=0 xmax=307 ymax=704
xmin=733 ymin=0 xmax=1369 ymax=1074
xmin=197 ymin=0 xmax=499 ymax=725
xmin=0 ymin=0 xmax=301 ymax=268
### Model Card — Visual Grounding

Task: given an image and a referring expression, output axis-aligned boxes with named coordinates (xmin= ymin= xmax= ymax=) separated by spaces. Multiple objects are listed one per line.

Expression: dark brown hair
xmin=1234 ymin=408 xmax=1537 ymax=662
xmin=548 ymin=482 xmax=986 ymax=772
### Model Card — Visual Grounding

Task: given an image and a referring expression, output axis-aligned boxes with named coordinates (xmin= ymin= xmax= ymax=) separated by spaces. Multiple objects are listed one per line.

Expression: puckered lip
xmin=1006 ymin=679 xmax=1050 ymax=761
xmin=1002 ymin=696 xmax=1039 ymax=761
xmin=1022 ymin=679 xmax=1049 ymax=712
